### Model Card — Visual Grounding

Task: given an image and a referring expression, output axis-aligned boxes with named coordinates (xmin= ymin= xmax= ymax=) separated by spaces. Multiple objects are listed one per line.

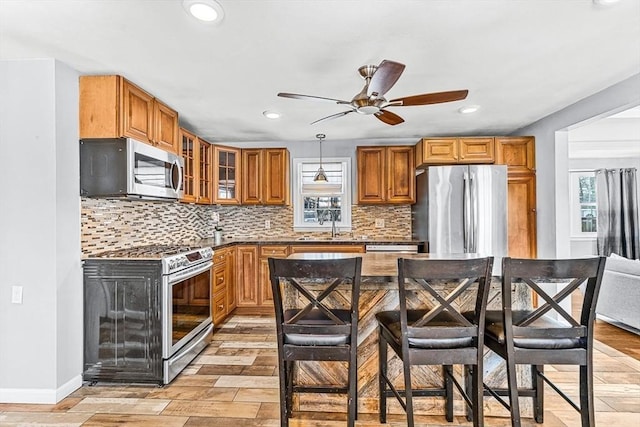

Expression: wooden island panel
xmin=285 ymin=252 xmax=532 ymax=417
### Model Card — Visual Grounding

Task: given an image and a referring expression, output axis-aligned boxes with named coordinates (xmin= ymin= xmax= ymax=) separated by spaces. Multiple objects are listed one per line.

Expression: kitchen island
xmin=282 ymin=252 xmax=531 ymax=417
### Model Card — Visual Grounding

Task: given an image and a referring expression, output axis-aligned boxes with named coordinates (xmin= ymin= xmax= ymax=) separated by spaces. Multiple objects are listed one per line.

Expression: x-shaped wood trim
xmin=412 ymin=277 xmax=477 ymax=327
xmin=285 ymin=277 xmax=345 ymax=325
xmin=518 ymin=277 xmax=585 ymax=327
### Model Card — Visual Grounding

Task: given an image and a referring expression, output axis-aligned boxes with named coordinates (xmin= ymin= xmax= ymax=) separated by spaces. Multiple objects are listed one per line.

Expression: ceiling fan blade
xmin=278 ymin=92 xmax=350 ymax=104
xmin=389 ymin=89 xmax=469 ymax=106
xmin=310 ymin=110 xmax=354 ymax=125
xmin=374 ymin=109 xmax=405 ymax=126
xmin=367 ymin=60 xmax=406 ymax=97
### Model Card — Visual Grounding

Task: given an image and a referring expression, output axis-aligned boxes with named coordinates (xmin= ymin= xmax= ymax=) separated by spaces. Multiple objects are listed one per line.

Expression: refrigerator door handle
xmin=469 ymin=171 xmax=477 ymax=253
xmin=463 ymin=171 xmax=471 ymax=252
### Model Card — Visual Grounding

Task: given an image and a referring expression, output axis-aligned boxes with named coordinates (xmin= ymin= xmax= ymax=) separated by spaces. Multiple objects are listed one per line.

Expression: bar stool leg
xmin=404 ymin=361 xmax=415 ymax=427
xmin=444 ymin=365 xmax=454 ymax=422
xmin=506 ymin=355 xmax=521 ymax=427
xmin=533 ymin=365 xmax=544 ymax=423
xmin=579 ymin=363 xmax=596 ymax=427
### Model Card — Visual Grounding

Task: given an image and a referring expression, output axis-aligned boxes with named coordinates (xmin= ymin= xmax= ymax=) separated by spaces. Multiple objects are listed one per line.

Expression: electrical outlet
xmin=375 ymin=219 xmax=385 ymax=228
xmin=11 ymin=286 xmax=23 ymax=304
xmin=265 ymin=220 xmax=271 ymax=229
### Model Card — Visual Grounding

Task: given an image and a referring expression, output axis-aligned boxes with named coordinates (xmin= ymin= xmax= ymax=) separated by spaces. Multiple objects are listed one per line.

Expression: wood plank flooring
xmin=0 ymin=312 xmax=638 ymax=426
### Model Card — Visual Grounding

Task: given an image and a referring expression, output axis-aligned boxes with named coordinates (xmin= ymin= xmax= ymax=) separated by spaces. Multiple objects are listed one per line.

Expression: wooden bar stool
xmin=377 ymin=257 xmax=494 ymax=427
xmin=268 ymin=256 xmax=362 ymax=427
xmin=482 ymin=257 xmax=607 ymax=427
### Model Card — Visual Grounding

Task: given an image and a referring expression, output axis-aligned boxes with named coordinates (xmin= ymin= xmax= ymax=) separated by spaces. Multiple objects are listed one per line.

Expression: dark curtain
xmin=596 ymin=168 xmax=639 ymax=259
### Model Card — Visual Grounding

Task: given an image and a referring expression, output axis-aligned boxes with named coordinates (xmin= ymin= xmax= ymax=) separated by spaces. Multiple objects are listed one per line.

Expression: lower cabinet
xmin=258 ymin=245 xmax=290 ymax=307
xmin=211 ymin=246 xmax=236 ymax=326
xmin=236 ymin=245 xmax=259 ymax=307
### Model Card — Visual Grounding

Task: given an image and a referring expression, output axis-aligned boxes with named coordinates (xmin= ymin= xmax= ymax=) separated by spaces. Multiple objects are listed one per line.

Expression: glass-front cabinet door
xmin=180 ymin=128 xmax=197 ymax=203
xmin=213 ymin=145 xmax=241 ymax=204
xmin=197 ymin=137 xmax=212 ymax=204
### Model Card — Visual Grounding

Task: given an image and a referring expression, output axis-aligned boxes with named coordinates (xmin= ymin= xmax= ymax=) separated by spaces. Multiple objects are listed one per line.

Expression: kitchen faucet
xmin=330 ymin=209 xmax=337 ymax=238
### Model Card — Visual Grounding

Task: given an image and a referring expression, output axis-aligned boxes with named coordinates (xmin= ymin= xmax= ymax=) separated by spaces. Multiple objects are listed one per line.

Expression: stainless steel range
xmin=83 ymin=245 xmax=213 ymax=385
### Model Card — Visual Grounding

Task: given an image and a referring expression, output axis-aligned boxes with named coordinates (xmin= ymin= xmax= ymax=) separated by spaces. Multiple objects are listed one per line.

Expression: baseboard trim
xmin=0 ymin=374 xmax=82 ymax=404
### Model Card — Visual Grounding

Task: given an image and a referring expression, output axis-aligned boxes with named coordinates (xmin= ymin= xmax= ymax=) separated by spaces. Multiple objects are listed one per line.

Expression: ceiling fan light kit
xmin=278 ymin=59 xmax=469 ymax=126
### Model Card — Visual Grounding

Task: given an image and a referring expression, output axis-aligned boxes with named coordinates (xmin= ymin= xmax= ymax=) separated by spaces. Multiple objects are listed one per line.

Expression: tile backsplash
xmin=81 ymin=198 xmax=411 ymax=255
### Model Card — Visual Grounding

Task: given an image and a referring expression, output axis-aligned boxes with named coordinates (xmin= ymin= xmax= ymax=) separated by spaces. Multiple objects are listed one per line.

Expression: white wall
xmin=512 ymin=73 xmax=640 ymax=258
xmin=0 ymin=59 xmax=82 ymax=403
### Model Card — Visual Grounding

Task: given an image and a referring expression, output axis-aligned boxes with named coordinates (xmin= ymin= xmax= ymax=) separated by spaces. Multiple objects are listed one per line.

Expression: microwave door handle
xmin=172 ymin=160 xmax=183 ymax=193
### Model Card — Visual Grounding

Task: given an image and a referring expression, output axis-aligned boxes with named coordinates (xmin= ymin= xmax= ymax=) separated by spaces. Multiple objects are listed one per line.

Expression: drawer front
xmin=260 ymin=245 xmax=289 ymax=258
xmin=213 ymin=265 xmax=226 ymax=292
xmin=213 ymin=250 xmax=227 ymax=266
xmin=212 ymin=290 xmax=226 ymax=325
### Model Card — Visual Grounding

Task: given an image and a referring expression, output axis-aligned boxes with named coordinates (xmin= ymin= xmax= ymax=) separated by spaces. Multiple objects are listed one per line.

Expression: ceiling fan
xmin=277 ymin=60 xmax=469 ymax=126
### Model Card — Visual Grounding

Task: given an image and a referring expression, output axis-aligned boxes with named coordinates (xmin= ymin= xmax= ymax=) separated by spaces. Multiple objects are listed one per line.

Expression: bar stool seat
xmin=484 ymin=311 xmax=583 ymax=349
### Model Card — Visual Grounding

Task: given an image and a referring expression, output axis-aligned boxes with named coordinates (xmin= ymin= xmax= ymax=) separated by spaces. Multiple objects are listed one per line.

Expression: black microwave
xmin=80 ymin=138 xmax=184 ymax=201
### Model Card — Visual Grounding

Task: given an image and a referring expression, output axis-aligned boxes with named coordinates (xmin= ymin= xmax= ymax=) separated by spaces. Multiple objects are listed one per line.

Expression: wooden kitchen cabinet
xmin=226 ymin=247 xmax=237 ymax=313
xmin=357 ymin=145 xmax=415 ymax=204
xmin=241 ymin=148 xmax=290 ymax=205
xmin=213 ymin=145 xmax=242 ymax=204
xmin=79 ymin=75 xmax=179 ymax=153
xmin=236 ymin=245 xmax=259 ymax=307
xmin=180 ymin=129 xmax=212 ymax=204
xmin=495 ymin=136 xmax=535 ymax=173
xmin=416 ymin=137 xmax=495 ymax=167
xmin=258 ymin=245 xmax=290 ymax=307
xmin=495 ymin=136 xmax=537 ymax=258
xmin=211 ymin=246 xmax=237 ymax=325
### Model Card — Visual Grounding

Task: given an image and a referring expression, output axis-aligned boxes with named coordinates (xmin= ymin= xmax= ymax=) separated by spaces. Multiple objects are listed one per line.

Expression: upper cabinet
xmin=357 ymin=145 xmax=415 ymax=204
xmin=80 ymin=75 xmax=179 ymax=154
xmin=242 ymin=148 xmax=290 ymax=205
xmin=213 ymin=145 xmax=242 ymax=205
xmin=495 ymin=136 xmax=535 ymax=173
xmin=416 ymin=137 xmax=494 ymax=167
xmin=180 ymin=128 xmax=212 ymax=204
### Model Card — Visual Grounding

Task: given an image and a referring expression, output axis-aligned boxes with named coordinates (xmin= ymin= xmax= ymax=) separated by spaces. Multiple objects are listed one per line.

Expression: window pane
xmin=580 ymin=204 xmax=597 ymax=232
xmin=578 ymin=176 xmax=596 ymax=203
xmin=303 ymin=196 xmax=342 ymax=224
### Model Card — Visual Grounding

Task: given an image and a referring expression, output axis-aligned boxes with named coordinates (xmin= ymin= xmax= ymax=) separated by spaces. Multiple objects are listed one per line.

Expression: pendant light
xmin=314 ymin=133 xmax=328 ymax=182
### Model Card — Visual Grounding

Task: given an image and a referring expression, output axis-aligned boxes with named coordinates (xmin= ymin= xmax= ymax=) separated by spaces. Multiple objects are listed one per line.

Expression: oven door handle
xmin=168 ymin=262 xmax=213 ymax=285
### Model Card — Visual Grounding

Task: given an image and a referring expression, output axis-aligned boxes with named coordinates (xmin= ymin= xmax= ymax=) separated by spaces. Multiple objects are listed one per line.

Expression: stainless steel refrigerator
xmin=412 ymin=165 xmax=508 ymax=272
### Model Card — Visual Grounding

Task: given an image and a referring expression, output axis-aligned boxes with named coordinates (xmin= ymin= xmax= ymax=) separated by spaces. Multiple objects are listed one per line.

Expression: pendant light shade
xmin=313 ymin=134 xmax=328 ymax=182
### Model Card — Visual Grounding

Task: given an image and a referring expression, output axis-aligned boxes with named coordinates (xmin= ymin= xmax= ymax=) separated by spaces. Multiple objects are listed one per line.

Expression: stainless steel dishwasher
xmin=365 ymin=244 xmax=419 ymax=254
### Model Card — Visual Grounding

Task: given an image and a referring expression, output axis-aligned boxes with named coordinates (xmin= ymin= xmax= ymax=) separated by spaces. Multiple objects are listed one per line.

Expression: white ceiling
xmin=1 ymin=0 xmax=639 ymax=145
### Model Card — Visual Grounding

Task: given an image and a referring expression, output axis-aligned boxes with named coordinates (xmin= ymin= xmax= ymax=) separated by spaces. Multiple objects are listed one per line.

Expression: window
xmin=569 ymin=171 xmax=597 ymax=237
xmin=293 ymin=158 xmax=351 ymax=231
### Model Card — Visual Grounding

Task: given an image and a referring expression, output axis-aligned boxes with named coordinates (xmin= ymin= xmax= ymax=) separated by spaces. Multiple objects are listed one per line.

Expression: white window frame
xmin=292 ymin=157 xmax=352 ymax=232
xmin=569 ymin=170 xmax=597 ymax=239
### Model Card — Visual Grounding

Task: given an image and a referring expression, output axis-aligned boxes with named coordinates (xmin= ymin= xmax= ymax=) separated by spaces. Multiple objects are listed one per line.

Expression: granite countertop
xmin=286 ymin=252 xmax=484 ymax=277
xmin=196 ymin=237 xmax=423 ymax=251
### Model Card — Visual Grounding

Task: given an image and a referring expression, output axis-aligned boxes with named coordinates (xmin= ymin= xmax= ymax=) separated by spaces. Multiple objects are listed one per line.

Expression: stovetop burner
xmin=97 ymin=245 xmax=201 ymax=258
xmin=93 ymin=244 xmax=214 ymax=275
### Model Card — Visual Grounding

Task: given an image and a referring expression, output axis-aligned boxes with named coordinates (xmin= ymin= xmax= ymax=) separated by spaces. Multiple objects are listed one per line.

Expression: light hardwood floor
xmin=0 ymin=313 xmax=638 ymax=426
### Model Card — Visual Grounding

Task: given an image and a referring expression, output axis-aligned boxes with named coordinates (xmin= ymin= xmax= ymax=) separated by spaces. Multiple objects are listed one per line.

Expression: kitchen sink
xmin=296 ymin=236 xmax=354 ymax=241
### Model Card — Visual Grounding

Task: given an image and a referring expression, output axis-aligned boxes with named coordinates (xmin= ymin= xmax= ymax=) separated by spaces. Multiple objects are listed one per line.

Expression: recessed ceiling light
xmin=183 ymin=0 xmax=224 ymax=23
xmin=263 ymin=110 xmax=281 ymax=119
xmin=593 ymin=0 xmax=620 ymax=5
xmin=458 ymin=105 xmax=480 ymax=114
